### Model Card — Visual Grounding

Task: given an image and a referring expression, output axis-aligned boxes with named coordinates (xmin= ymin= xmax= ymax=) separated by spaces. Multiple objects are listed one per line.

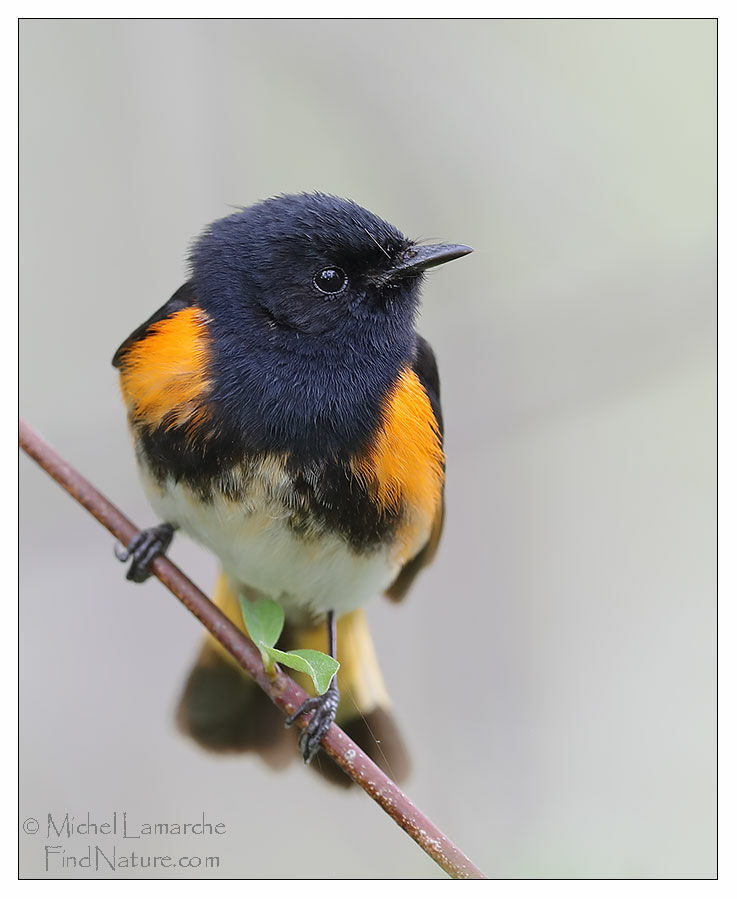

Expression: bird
xmin=112 ymin=192 xmax=472 ymax=785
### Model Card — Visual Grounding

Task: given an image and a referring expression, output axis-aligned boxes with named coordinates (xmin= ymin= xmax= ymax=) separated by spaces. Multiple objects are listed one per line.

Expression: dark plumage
xmin=188 ymin=193 xmax=422 ymax=461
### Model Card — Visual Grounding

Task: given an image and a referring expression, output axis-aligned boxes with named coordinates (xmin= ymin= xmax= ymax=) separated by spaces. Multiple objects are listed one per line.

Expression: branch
xmin=19 ymin=418 xmax=486 ymax=880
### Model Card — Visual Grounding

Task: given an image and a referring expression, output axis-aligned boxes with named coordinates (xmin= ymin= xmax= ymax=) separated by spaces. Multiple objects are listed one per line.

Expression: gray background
xmin=19 ymin=20 xmax=715 ymax=878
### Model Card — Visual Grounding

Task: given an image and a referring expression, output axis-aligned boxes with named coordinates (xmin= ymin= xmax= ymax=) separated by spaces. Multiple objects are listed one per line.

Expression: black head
xmin=189 ymin=193 xmax=472 ymax=343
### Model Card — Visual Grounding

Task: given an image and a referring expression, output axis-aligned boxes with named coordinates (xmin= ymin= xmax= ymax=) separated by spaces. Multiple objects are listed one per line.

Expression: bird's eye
xmin=313 ymin=267 xmax=348 ymax=294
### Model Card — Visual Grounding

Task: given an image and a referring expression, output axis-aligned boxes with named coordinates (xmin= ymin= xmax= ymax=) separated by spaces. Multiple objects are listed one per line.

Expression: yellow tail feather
xmin=177 ymin=571 xmax=409 ymax=784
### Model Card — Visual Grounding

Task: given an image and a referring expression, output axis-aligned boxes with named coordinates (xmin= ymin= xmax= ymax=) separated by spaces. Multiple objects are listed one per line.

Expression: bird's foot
xmin=285 ymin=678 xmax=340 ymax=764
xmin=114 ymin=523 xmax=175 ymax=583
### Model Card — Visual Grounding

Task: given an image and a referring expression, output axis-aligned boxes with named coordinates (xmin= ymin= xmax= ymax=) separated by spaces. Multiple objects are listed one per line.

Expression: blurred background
xmin=19 ymin=20 xmax=715 ymax=878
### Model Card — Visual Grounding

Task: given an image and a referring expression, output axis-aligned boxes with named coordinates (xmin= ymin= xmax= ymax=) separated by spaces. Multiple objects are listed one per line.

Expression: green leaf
xmin=260 ymin=645 xmax=340 ymax=695
xmin=238 ymin=595 xmax=284 ymax=650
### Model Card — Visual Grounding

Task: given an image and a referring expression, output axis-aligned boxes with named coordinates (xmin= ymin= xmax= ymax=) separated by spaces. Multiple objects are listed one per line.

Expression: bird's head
xmin=189 ymin=193 xmax=472 ymax=345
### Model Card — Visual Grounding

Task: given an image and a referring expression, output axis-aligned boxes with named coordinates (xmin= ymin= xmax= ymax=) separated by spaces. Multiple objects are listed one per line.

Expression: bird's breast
xmin=120 ymin=309 xmax=444 ymax=617
xmin=134 ymin=364 xmax=443 ymax=620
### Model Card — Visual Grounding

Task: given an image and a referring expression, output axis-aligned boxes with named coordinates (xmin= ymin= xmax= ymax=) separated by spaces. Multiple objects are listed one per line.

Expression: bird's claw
xmin=115 ymin=523 xmax=175 ymax=583
xmin=285 ymin=679 xmax=339 ymax=764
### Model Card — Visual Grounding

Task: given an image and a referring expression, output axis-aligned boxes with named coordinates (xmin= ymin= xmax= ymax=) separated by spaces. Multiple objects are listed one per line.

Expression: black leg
xmin=115 ymin=523 xmax=175 ymax=583
xmin=285 ymin=610 xmax=340 ymax=764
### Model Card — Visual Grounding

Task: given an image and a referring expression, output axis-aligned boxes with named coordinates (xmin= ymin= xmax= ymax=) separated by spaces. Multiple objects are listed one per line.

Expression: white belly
xmin=139 ymin=460 xmax=400 ymax=624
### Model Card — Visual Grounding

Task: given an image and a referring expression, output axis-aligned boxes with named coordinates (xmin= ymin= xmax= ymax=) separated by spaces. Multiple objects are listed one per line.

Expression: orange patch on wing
xmin=351 ymin=367 xmax=444 ymax=558
xmin=118 ymin=306 xmax=212 ymax=433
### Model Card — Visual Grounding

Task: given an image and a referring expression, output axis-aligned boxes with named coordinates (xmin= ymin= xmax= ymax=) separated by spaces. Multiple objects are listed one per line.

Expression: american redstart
xmin=113 ymin=193 xmax=471 ymax=785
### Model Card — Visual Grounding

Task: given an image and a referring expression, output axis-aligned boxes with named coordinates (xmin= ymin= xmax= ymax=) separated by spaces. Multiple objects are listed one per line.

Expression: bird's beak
xmin=385 ymin=243 xmax=473 ymax=280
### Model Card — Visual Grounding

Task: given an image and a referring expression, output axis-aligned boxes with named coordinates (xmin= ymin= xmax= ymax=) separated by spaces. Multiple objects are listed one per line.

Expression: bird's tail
xmin=176 ymin=572 xmax=410 ymax=786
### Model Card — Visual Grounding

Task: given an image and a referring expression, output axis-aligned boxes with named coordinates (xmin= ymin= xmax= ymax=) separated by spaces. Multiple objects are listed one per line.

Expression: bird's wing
xmin=385 ymin=335 xmax=445 ymax=602
xmin=112 ymin=281 xmax=197 ymax=369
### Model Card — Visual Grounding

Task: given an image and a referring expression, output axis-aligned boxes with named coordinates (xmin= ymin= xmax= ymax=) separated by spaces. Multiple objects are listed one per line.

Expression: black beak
xmin=385 ymin=243 xmax=473 ymax=281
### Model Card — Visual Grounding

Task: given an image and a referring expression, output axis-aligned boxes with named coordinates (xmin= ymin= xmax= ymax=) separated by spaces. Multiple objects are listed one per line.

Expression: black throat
xmin=204 ymin=298 xmax=415 ymax=464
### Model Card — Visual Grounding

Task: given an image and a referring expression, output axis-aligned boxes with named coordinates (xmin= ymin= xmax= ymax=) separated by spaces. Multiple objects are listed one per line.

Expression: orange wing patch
xmin=118 ymin=306 xmax=212 ymax=433
xmin=351 ymin=366 xmax=444 ymax=560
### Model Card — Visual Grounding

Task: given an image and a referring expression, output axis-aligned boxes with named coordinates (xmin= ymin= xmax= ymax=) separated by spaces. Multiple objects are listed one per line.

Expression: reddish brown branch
xmin=19 ymin=418 xmax=486 ymax=880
